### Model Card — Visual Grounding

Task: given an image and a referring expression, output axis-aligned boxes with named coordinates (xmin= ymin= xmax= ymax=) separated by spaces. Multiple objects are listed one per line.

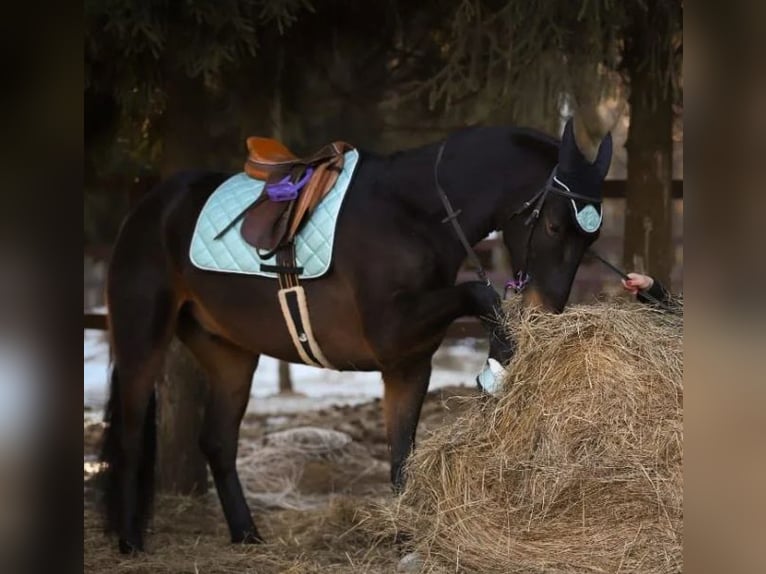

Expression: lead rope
xmin=587 ymin=249 xmax=678 ymax=313
xmin=434 ymin=141 xmax=493 ymax=288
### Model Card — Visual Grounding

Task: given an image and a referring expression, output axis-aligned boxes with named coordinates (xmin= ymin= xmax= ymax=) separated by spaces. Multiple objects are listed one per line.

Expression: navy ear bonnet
xmin=555 ymin=117 xmax=613 ymax=203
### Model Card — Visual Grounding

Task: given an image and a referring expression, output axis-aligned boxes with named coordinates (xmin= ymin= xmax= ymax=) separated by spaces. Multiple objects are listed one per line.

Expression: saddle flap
xmin=241 ymin=195 xmax=294 ymax=253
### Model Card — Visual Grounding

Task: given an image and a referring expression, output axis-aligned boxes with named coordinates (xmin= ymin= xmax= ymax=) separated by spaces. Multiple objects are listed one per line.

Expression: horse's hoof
xmin=232 ymin=530 xmax=265 ymax=545
xmin=476 ymin=358 xmax=506 ymax=395
xmin=397 ymin=551 xmax=423 ymax=573
xmin=118 ymin=537 xmax=143 ymax=554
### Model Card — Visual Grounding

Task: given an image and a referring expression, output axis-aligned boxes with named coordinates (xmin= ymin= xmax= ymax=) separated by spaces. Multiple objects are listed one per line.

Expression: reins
xmin=434 ymin=140 xmax=493 ymax=288
xmin=586 ymin=249 xmax=679 ymax=313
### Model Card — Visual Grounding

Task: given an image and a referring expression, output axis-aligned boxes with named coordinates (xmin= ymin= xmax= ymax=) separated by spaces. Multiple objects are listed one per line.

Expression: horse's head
xmin=501 ymin=115 xmax=614 ymax=313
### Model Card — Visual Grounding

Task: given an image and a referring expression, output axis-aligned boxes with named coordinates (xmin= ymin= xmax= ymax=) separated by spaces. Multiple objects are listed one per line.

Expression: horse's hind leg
xmin=101 ymin=259 xmax=179 ymax=553
xmin=176 ymin=312 xmax=262 ymax=544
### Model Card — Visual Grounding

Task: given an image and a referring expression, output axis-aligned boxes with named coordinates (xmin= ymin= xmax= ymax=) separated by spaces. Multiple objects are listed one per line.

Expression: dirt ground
xmin=84 ymin=384 xmax=480 ymax=573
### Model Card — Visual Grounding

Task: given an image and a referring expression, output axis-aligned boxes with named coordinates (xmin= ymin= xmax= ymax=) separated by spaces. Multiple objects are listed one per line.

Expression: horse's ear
xmin=559 ymin=117 xmax=597 ymax=171
xmin=560 ymin=115 xmax=614 ymax=179
xmin=594 ymin=131 xmax=613 ymax=181
xmin=558 ymin=117 xmax=577 ymax=164
xmin=558 ymin=116 xmax=614 ymax=195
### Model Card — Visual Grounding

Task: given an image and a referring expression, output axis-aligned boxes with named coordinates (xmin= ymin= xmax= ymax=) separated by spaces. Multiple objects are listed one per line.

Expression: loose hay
xmin=84 ymin=493 xmax=396 ymax=574
xmin=239 ymin=426 xmax=389 ymax=511
xmin=383 ymin=297 xmax=683 ymax=574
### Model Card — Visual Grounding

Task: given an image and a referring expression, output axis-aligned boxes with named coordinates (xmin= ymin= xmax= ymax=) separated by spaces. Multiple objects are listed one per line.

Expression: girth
xmin=236 ymin=138 xmax=353 ymax=370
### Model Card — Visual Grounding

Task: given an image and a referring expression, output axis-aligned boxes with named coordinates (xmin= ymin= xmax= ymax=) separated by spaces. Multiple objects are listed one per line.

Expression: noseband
xmin=504 ymin=166 xmax=602 ymax=296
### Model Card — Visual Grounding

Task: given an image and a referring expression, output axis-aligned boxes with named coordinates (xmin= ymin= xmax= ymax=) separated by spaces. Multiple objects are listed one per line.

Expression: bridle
xmin=434 ymin=137 xmax=678 ymax=318
xmin=434 ymin=137 xmax=602 ymax=298
xmin=503 ymin=165 xmax=602 ymax=296
xmin=498 ymin=174 xmax=677 ymax=312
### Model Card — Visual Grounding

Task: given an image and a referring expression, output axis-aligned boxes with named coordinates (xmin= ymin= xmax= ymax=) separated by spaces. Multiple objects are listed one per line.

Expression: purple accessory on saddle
xmin=504 ymin=271 xmax=530 ymax=295
xmin=265 ymin=167 xmax=314 ymax=202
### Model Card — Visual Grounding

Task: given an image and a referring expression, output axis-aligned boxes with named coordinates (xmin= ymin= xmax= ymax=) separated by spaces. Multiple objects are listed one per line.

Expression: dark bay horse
xmin=99 ymin=116 xmax=613 ymax=553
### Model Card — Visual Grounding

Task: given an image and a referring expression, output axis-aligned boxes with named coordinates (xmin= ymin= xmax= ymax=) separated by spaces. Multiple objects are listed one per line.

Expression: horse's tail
xmin=98 ymin=361 xmax=157 ymax=534
xmin=95 ymin=184 xmax=180 ymax=541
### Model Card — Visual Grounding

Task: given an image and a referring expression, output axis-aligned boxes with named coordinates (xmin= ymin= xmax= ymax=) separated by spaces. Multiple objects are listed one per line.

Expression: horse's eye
xmin=546 ymin=220 xmax=561 ymax=236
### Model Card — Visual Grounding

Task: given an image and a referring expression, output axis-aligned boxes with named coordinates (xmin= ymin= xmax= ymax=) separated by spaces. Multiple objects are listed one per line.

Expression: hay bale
xmin=386 ymin=298 xmax=683 ymax=574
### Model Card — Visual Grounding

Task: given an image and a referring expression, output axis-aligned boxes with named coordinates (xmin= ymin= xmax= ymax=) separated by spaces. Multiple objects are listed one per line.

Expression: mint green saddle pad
xmin=190 ymin=150 xmax=359 ymax=279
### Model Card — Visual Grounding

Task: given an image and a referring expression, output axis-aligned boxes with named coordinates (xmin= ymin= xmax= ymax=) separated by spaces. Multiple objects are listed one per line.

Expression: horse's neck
xmin=383 ymin=144 xmax=505 ymax=246
xmin=380 ymin=131 xmax=556 ymax=279
xmin=436 ymin=133 xmax=558 ymax=245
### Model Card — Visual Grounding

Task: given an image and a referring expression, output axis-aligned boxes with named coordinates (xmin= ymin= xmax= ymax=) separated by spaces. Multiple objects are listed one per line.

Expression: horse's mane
xmin=356 ymin=125 xmax=561 ymax=163
xmin=509 ymin=127 xmax=561 ymax=164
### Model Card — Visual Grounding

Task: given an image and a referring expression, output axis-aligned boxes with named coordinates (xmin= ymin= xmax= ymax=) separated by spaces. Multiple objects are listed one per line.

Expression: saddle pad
xmin=190 ymin=149 xmax=359 ymax=279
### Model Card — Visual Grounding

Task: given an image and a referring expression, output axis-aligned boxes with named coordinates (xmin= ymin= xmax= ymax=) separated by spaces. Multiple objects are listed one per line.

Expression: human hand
xmin=621 ymin=272 xmax=654 ymax=295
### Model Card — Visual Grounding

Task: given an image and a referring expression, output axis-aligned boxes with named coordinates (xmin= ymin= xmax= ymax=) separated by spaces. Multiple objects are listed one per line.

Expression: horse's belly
xmin=184 ymin=274 xmax=381 ymax=372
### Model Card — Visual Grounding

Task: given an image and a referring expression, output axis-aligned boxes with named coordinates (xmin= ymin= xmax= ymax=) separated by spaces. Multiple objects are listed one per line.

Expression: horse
xmin=97 ymin=113 xmax=614 ymax=554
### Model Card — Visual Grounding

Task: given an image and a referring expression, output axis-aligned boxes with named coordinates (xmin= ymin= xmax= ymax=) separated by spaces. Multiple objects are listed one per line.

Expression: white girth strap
xmin=277 ymin=286 xmax=334 ymax=369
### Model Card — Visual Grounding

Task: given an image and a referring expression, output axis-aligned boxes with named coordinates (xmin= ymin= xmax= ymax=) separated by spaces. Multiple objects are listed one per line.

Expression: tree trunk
xmin=156 ymin=338 xmax=209 ymax=494
xmin=271 ymin=45 xmax=285 ymax=142
xmin=622 ymin=10 xmax=675 ymax=288
xmin=278 ymin=360 xmax=294 ymax=394
xmin=158 ymin=72 xmax=210 ymax=178
xmin=154 ymin=63 xmax=211 ymax=493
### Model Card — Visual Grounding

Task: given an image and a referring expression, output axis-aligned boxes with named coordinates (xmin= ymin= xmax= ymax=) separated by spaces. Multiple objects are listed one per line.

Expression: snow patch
xmin=84 ymin=329 xmax=487 ymax=416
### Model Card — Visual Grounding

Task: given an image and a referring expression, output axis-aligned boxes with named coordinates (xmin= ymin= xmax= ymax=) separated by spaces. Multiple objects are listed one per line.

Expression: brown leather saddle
xmin=239 ymin=137 xmax=354 ymax=258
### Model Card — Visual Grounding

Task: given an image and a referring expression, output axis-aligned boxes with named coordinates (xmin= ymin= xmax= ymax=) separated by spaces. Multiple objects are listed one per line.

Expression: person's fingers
xmin=625 ymin=273 xmax=653 ymax=290
xmin=621 ymin=279 xmax=638 ymax=294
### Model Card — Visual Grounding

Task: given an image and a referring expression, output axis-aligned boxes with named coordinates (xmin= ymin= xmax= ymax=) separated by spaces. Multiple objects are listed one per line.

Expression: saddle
xmin=240 ymin=137 xmax=354 ymax=257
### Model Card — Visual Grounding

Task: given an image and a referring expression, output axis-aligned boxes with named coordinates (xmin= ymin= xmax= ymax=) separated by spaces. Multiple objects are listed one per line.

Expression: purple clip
xmin=504 ymin=271 xmax=530 ymax=296
xmin=265 ymin=167 xmax=314 ymax=202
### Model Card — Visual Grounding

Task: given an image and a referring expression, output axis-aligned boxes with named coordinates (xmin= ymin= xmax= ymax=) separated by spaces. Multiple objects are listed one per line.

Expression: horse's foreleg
xmin=176 ymin=316 xmax=262 ymax=544
xmin=381 ymin=359 xmax=432 ymax=493
xmin=457 ymin=281 xmax=517 ymax=393
xmin=461 ymin=281 xmax=516 ymax=365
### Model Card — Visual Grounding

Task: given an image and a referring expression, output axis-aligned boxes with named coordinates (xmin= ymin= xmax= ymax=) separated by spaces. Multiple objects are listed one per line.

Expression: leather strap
xmin=434 ymin=140 xmax=492 ymax=288
xmin=275 ymin=243 xmax=300 ymax=290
